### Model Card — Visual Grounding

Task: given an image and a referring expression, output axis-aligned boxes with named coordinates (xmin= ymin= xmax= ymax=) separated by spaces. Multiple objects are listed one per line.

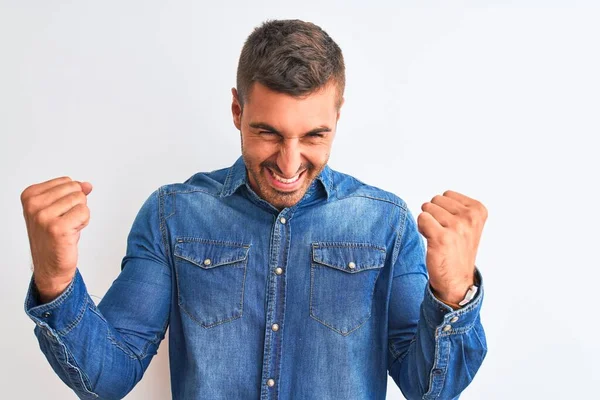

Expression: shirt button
xmin=42 ymin=311 xmax=52 ymax=318
xmin=450 ymin=316 xmax=459 ymax=323
xmin=442 ymin=325 xmax=452 ymax=332
xmin=275 ymin=267 xmax=283 ymax=275
xmin=267 ymin=378 xmax=275 ymax=387
xmin=348 ymin=262 xmax=356 ymax=269
xmin=203 ymin=259 xmax=211 ymax=266
xmin=271 ymin=323 xmax=279 ymax=332
xmin=279 ymin=217 xmax=286 ymax=224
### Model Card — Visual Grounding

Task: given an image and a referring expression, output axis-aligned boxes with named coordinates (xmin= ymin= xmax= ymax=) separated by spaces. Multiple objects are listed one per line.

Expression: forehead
xmin=244 ymin=82 xmax=338 ymax=131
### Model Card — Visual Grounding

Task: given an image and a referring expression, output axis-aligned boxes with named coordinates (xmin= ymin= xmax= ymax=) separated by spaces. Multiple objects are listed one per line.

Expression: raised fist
xmin=21 ymin=177 xmax=93 ymax=302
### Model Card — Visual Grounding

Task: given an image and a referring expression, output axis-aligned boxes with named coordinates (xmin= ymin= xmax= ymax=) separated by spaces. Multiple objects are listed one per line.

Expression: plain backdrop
xmin=1 ymin=1 xmax=598 ymax=399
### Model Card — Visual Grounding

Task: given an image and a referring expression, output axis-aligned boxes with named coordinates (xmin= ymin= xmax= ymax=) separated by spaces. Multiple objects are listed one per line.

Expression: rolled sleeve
xmin=25 ymin=269 xmax=89 ymax=335
xmin=422 ymin=267 xmax=485 ymax=334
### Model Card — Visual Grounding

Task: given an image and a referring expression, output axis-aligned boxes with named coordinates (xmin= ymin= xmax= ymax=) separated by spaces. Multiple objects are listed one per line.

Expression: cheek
xmin=305 ymin=144 xmax=331 ymax=165
xmin=243 ymin=139 xmax=277 ymax=162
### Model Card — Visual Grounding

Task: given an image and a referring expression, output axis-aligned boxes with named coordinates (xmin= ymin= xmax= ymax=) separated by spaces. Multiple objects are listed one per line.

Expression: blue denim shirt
xmin=25 ymin=156 xmax=486 ymax=400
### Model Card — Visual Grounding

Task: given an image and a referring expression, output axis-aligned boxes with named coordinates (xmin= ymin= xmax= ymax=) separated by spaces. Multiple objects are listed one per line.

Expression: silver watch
xmin=458 ymin=284 xmax=478 ymax=307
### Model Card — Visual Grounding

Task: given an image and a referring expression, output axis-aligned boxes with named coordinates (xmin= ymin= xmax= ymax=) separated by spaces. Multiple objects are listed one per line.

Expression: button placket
xmin=260 ymin=212 xmax=291 ymax=399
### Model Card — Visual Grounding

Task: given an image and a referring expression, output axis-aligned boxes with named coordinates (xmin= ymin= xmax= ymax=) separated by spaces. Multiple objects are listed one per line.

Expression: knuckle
xmin=73 ymin=190 xmax=87 ymax=203
xmin=438 ymin=231 xmax=450 ymax=244
xmin=464 ymin=210 xmax=476 ymax=224
xmin=479 ymin=204 xmax=488 ymax=219
xmin=22 ymin=196 xmax=37 ymax=214
xmin=47 ymin=221 xmax=62 ymax=236
xmin=23 ymin=202 xmax=36 ymax=217
xmin=33 ymin=208 xmax=49 ymax=226
xmin=66 ymin=181 xmax=81 ymax=192
xmin=20 ymin=187 xmax=31 ymax=204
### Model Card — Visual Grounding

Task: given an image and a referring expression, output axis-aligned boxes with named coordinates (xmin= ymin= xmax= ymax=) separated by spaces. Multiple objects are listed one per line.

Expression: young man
xmin=22 ymin=19 xmax=487 ymax=399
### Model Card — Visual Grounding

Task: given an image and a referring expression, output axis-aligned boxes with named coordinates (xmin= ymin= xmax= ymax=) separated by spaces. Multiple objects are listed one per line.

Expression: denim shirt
xmin=24 ymin=156 xmax=487 ymax=400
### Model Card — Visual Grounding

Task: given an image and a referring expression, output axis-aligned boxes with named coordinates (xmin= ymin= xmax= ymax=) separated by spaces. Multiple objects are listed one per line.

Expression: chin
xmin=261 ymin=179 xmax=313 ymax=209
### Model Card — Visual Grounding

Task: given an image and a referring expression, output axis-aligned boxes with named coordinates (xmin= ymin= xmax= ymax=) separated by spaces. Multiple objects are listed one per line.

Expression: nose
xmin=276 ymin=139 xmax=302 ymax=178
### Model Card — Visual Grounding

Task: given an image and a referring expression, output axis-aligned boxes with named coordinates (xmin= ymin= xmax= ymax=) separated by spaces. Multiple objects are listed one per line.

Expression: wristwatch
xmin=458 ymin=284 xmax=478 ymax=307
xmin=434 ymin=269 xmax=480 ymax=309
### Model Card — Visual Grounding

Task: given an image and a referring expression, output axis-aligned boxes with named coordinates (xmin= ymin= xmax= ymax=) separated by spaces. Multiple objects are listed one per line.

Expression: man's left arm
xmin=387 ymin=190 xmax=489 ymax=399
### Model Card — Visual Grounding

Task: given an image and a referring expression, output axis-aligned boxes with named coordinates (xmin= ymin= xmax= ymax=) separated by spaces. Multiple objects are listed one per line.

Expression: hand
xmin=417 ymin=190 xmax=488 ymax=305
xmin=21 ymin=177 xmax=93 ymax=302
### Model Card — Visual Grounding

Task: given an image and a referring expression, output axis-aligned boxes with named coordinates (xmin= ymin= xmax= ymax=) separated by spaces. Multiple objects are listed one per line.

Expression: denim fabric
xmin=25 ymin=156 xmax=487 ymax=400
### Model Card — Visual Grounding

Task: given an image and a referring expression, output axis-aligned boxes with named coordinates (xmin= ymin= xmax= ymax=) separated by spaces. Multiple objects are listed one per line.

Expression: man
xmin=21 ymin=19 xmax=487 ymax=400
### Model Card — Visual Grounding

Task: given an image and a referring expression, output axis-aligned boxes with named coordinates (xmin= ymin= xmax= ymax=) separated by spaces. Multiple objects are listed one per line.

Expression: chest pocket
xmin=310 ymin=242 xmax=386 ymax=336
xmin=174 ymin=239 xmax=250 ymax=328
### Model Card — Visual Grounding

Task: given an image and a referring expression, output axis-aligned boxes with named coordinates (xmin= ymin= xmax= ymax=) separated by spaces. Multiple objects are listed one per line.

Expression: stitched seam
xmin=173 ymin=253 xmax=248 ymax=268
xmin=424 ymin=334 xmax=443 ymax=399
xmin=336 ymin=193 xmax=404 ymax=207
xmin=390 ymin=202 xmax=409 ymax=278
xmin=56 ymin=292 xmax=89 ymax=336
xmin=312 ymin=242 xmax=386 ymax=250
xmin=175 ymin=237 xmax=251 ymax=247
xmin=309 ymin=257 xmax=382 ymax=336
xmin=166 ymin=188 xmax=222 ymax=198
xmin=158 ymin=186 xmax=173 ymax=273
xmin=174 ymin=254 xmax=248 ymax=328
xmin=49 ymin=331 xmax=99 ymax=398
xmin=220 ymin=163 xmax=236 ymax=197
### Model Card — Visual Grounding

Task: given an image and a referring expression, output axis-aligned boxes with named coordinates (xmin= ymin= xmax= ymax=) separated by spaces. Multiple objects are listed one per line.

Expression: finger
xmin=61 ymin=203 xmax=91 ymax=232
xmin=34 ymin=181 xmax=86 ymax=212
xmin=442 ymin=190 xmax=477 ymax=207
xmin=421 ymin=202 xmax=453 ymax=227
xmin=80 ymin=181 xmax=93 ymax=195
xmin=430 ymin=194 xmax=464 ymax=215
xmin=417 ymin=211 xmax=444 ymax=241
xmin=42 ymin=190 xmax=88 ymax=220
xmin=21 ymin=176 xmax=72 ymax=201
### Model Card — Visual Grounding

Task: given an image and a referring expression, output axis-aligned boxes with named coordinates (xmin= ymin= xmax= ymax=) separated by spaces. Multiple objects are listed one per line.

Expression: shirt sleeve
xmin=387 ymin=206 xmax=487 ymax=400
xmin=24 ymin=188 xmax=172 ymax=400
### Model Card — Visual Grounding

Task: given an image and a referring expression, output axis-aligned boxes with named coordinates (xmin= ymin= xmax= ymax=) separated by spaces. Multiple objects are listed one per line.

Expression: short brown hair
xmin=236 ymin=19 xmax=345 ymax=110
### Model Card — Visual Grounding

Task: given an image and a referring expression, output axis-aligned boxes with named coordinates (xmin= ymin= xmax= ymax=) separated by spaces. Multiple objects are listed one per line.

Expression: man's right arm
xmin=23 ymin=185 xmax=171 ymax=399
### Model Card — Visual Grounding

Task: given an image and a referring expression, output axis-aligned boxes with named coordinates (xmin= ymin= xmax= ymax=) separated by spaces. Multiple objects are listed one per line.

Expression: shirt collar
xmin=220 ymin=155 xmax=333 ymax=201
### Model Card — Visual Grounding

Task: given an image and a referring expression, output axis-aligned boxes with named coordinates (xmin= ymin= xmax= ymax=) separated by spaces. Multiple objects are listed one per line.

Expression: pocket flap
xmin=174 ymin=239 xmax=249 ymax=269
xmin=312 ymin=243 xmax=386 ymax=273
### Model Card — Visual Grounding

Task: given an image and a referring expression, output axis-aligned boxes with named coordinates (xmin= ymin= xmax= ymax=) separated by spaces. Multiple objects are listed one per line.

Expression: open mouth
xmin=266 ymin=167 xmax=306 ymax=191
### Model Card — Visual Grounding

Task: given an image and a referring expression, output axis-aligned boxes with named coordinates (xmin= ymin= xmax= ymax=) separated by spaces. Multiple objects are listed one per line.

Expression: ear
xmin=231 ymin=88 xmax=242 ymax=130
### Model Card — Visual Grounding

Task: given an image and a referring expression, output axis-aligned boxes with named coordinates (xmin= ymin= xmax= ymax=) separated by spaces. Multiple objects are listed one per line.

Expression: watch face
xmin=458 ymin=286 xmax=478 ymax=306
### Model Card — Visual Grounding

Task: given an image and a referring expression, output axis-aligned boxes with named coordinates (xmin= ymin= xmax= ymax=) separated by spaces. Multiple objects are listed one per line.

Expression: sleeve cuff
xmin=24 ymin=268 xmax=89 ymax=335
xmin=421 ymin=267 xmax=484 ymax=334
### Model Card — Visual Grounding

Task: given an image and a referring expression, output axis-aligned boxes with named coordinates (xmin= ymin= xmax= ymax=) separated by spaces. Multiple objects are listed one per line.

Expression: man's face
xmin=231 ymin=82 xmax=342 ymax=210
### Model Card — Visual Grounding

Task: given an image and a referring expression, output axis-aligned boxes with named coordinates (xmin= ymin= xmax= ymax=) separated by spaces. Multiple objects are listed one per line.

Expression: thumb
xmin=78 ymin=181 xmax=93 ymax=195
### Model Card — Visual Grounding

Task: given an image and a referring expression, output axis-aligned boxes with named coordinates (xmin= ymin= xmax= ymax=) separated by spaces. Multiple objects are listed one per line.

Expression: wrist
xmin=33 ymin=271 xmax=75 ymax=303
xmin=430 ymin=271 xmax=479 ymax=307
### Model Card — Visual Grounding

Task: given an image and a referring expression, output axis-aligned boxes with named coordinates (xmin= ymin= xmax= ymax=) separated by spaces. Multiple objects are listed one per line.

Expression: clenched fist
xmin=21 ymin=177 xmax=93 ymax=303
xmin=418 ymin=190 xmax=488 ymax=308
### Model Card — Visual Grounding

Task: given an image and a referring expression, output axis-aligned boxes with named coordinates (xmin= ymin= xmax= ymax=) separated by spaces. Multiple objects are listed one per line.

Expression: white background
xmin=1 ymin=1 xmax=598 ymax=399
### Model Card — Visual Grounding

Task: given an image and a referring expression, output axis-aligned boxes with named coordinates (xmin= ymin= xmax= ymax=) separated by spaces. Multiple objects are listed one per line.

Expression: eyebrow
xmin=249 ymin=122 xmax=332 ymax=136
